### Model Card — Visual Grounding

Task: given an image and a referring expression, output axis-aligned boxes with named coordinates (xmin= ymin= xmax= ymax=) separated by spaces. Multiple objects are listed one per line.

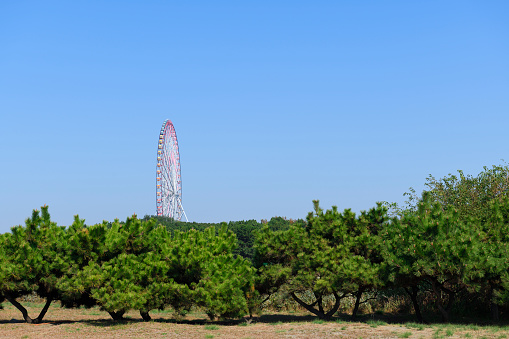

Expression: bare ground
xmin=1 ymin=302 xmax=508 ymax=339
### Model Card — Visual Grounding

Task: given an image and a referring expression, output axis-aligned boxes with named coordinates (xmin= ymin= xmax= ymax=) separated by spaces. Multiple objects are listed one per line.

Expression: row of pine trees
xmin=2 ymin=164 xmax=509 ymax=324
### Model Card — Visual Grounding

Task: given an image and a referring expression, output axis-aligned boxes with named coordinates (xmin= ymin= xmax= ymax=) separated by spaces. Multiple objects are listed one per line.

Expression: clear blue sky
xmin=1 ymin=1 xmax=508 ymax=233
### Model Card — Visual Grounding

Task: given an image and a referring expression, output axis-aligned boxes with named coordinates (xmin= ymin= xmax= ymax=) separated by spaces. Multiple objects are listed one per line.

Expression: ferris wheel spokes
xmin=156 ymin=119 xmax=187 ymax=221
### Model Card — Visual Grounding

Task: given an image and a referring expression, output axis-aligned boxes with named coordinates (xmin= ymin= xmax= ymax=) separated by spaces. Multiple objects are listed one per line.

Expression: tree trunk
xmin=351 ymin=288 xmax=364 ymax=320
xmin=489 ymin=285 xmax=500 ymax=322
xmin=326 ymin=292 xmax=343 ymax=319
xmin=435 ymin=301 xmax=449 ymax=322
xmin=36 ymin=297 xmax=53 ymax=323
xmin=6 ymin=296 xmax=53 ymax=324
xmin=290 ymin=291 xmax=343 ymax=320
xmin=491 ymin=301 xmax=499 ymax=322
xmin=430 ymin=279 xmax=452 ymax=323
xmin=140 ymin=311 xmax=151 ymax=321
xmin=404 ymin=286 xmax=424 ymax=323
xmin=108 ymin=310 xmax=125 ymax=320
xmin=290 ymin=292 xmax=324 ymax=318
xmin=6 ymin=296 xmax=35 ymax=323
xmin=316 ymin=295 xmax=324 ymax=315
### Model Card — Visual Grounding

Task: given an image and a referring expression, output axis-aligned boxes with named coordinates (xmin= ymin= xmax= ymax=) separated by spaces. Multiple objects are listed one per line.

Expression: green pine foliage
xmin=477 ymin=197 xmax=509 ymax=317
xmin=0 ymin=208 xmax=258 ymax=323
xmin=74 ymin=217 xmax=254 ymax=320
xmin=0 ymin=206 xmax=67 ymax=323
xmin=76 ymin=216 xmax=161 ymax=319
xmin=381 ymin=193 xmax=484 ymax=322
xmin=56 ymin=216 xmax=108 ymax=309
xmin=3 ymin=164 xmax=509 ymax=325
xmin=386 ymin=163 xmax=509 ymax=222
xmin=381 ymin=163 xmax=509 ymax=322
xmin=254 ymin=201 xmax=388 ymax=319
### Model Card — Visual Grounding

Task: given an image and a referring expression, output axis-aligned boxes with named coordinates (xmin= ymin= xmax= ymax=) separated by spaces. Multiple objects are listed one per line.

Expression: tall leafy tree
xmin=383 ymin=163 xmax=509 ymax=321
xmin=386 ymin=163 xmax=509 ymax=222
xmin=474 ymin=197 xmax=509 ymax=320
xmin=227 ymin=220 xmax=262 ymax=261
xmin=381 ymin=194 xmax=485 ymax=322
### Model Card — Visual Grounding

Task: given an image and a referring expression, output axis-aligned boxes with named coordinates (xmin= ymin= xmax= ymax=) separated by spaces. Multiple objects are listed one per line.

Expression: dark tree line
xmin=142 ymin=215 xmax=297 ymax=262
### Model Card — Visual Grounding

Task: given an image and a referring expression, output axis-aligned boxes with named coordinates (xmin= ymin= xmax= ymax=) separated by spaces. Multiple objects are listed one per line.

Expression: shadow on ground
xmin=2 ymin=310 xmax=509 ymax=328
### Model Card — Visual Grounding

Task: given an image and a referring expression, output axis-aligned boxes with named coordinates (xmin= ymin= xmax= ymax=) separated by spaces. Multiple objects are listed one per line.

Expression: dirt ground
xmin=1 ymin=302 xmax=508 ymax=339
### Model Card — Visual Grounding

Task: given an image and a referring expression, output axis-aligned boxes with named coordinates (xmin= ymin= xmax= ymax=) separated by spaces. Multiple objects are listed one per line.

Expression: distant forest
xmin=141 ymin=215 xmax=304 ymax=262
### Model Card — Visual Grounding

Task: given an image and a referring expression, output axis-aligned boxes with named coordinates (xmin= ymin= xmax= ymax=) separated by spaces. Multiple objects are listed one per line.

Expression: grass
xmin=433 ymin=328 xmax=444 ymax=339
xmin=7 ymin=301 xmax=509 ymax=339
xmin=406 ymin=322 xmax=425 ymax=331
xmin=466 ymin=324 xmax=480 ymax=331
xmin=82 ymin=310 xmax=102 ymax=316
xmin=429 ymin=324 xmax=461 ymax=338
xmin=64 ymin=325 xmax=82 ymax=333
xmin=151 ymin=309 xmax=173 ymax=315
xmin=366 ymin=319 xmax=388 ymax=328
xmin=205 ymin=335 xmax=214 ymax=339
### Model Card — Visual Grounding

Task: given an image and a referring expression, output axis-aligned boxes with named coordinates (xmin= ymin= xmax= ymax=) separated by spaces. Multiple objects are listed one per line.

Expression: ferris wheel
xmin=156 ymin=120 xmax=188 ymax=221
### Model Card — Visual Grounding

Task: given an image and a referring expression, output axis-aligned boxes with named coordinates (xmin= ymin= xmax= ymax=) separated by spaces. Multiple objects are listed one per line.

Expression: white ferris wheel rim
xmin=156 ymin=120 xmax=188 ymax=221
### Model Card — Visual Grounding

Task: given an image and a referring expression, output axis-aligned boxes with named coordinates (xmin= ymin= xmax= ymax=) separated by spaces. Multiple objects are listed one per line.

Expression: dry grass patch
xmin=2 ymin=302 xmax=509 ymax=338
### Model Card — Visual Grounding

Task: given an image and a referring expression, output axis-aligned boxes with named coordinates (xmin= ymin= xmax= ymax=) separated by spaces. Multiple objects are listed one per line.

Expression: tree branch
xmin=36 ymin=297 xmax=53 ymax=322
xmin=6 ymin=296 xmax=35 ymax=323
xmin=325 ymin=292 xmax=345 ymax=318
xmin=290 ymin=292 xmax=322 ymax=318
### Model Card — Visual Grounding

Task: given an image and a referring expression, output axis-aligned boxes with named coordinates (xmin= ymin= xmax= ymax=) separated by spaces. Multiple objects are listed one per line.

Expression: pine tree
xmin=254 ymin=201 xmax=387 ymax=320
xmin=0 ymin=206 xmax=67 ymax=323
